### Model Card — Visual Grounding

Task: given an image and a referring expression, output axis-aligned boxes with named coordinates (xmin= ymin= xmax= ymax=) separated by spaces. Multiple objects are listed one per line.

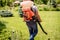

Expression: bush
xmin=43 ymin=7 xmax=49 ymax=11
xmin=56 ymin=0 xmax=60 ymax=4
xmin=38 ymin=8 xmax=43 ymax=11
xmin=38 ymin=5 xmax=50 ymax=11
xmin=41 ymin=0 xmax=48 ymax=4
xmin=56 ymin=7 xmax=60 ymax=11
xmin=50 ymin=7 xmax=60 ymax=11
xmin=50 ymin=7 xmax=56 ymax=11
xmin=37 ymin=5 xmax=60 ymax=11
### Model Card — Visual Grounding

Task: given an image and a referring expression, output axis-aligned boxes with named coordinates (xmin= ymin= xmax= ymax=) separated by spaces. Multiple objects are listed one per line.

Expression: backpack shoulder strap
xmin=31 ymin=5 xmax=37 ymax=14
xmin=31 ymin=6 xmax=42 ymax=22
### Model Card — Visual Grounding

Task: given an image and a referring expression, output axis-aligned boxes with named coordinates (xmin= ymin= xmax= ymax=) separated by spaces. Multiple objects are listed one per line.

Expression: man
xmin=20 ymin=0 xmax=42 ymax=40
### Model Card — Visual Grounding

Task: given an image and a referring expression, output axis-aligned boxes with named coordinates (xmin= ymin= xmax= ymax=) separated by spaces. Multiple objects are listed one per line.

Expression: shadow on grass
xmin=0 ymin=21 xmax=6 ymax=31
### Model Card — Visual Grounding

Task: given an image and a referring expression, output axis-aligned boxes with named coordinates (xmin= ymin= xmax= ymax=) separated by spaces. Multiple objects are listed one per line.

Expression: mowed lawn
xmin=0 ymin=8 xmax=60 ymax=40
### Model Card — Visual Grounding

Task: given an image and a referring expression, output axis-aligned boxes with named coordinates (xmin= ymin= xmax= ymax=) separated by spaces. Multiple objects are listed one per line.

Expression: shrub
xmin=56 ymin=7 xmax=60 ymax=11
xmin=37 ymin=5 xmax=60 ymax=11
xmin=39 ymin=8 xmax=43 ymax=11
xmin=56 ymin=0 xmax=60 ymax=4
xmin=50 ymin=7 xmax=60 ymax=11
xmin=50 ymin=8 xmax=56 ymax=11
xmin=38 ymin=7 xmax=44 ymax=11
xmin=43 ymin=7 xmax=49 ymax=11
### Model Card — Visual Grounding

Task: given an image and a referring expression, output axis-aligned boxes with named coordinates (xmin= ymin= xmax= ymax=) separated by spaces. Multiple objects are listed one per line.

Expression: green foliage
xmin=0 ymin=21 xmax=6 ymax=31
xmin=56 ymin=7 xmax=60 ymax=11
xmin=0 ymin=0 xmax=15 ymax=7
xmin=56 ymin=0 xmax=60 ymax=4
xmin=14 ymin=3 xmax=20 ymax=7
xmin=41 ymin=0 xmax=48 ymax=4
xmin=0 ymin=0 xmax=60 ymax=7
xmin=0 ymin=0 xmax=6 ymax=7
xmin=34 ymin=0 xmax=43 ymax=4
xmin=34 ymin=0 xmax=60 ymax=5
xmin=0 ymin=29 xmax=10 ymax=40
xmin=37 ymin=5 xmax=49 ymax=11
xmin=0 ymin=21 xmax=9 ymax=40
xmin=37 ymin=5 xmax=60 ymax=11
xmin=34 ymin=0 xmax=49 ymax=4
xmin=43 ymin=7 xmax=49 ymax=11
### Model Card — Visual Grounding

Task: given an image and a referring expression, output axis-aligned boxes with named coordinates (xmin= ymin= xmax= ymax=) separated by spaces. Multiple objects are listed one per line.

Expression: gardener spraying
xmin=20 ymin=0 xmax=40 ymax=40
xmin=20 ymin=0 xmax=47 ymax=40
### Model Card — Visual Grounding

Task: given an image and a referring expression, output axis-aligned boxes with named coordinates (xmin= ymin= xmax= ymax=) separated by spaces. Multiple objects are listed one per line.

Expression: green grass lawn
xmin=0 ymin=8 xmax=60 ymax=40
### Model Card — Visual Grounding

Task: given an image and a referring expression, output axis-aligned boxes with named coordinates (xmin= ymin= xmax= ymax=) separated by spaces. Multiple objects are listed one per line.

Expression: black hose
xmin=37 ymin=21 xmax=48 ymax=35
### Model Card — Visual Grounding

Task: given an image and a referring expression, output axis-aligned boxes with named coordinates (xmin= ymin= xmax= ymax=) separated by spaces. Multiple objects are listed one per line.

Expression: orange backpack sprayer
xmin=20 ymin=1 xmax=35 ymax=21
xmin=22 ymin=8 xmax=35 ymax=21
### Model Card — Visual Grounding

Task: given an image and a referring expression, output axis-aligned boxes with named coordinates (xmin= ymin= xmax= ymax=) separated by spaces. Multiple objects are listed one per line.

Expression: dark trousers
xmin=26 ymin=20 xmax=38 ymax=40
